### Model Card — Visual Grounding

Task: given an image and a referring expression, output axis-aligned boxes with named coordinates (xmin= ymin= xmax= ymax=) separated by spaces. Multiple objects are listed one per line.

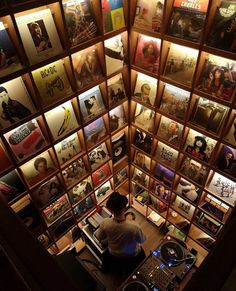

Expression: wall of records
xmin=0 ymin=0 xmax=236 ymax=265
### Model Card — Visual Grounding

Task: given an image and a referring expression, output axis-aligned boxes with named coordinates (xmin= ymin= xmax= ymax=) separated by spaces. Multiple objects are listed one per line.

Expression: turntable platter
xmin=160 ymin=241 xmax=184 ymax=266
xmin=121 ymin=281 xmax=149 ymax=291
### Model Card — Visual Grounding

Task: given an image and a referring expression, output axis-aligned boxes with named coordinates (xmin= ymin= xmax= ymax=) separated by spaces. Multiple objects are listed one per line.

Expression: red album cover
xmin=92 ymin=162 xmax=111 ymax=188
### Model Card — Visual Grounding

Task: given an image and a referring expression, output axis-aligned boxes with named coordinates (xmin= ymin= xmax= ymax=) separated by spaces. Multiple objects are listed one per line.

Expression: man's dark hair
xmin=106 ymin=192 xmax=128 ymax=214
xmin=34 ymin=157 xmax=47 ymax=170
xmin=0 ymin=87 xmax=8 ymax=94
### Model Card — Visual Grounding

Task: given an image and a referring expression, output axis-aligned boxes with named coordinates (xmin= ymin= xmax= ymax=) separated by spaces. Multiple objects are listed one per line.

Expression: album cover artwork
xmin=132 ymin=183 xmax=148 ymax=205
xmin=133 ymin=150 xmax=151 ymax=172
xmin=63 ymin=0 xmax=98 ymax=46
xmin=207 ymin=1 xmax=236 ymax=52
xmin=54 ymin=133 xmax=81 ymax=165
xmin=196 ymin=235 xmax=215 ymax=250
xmin=149 ymin=195 xmax=168 ymax=214
xmin=92 ymin=162 xmax=111 ymax=188
xmin=12 ymin=195 xmax=43 ymax=231
xmin=167 ymin=0 xmax=209 ymax=42
xmin=175 ymin=177 xmax=201 ymax=204
xmin=105 ymin=33 xmax=127 ymax=75
xmin=132 ymin=167 xmax=149 ymax=188
xmin=179 ymin=156 xmax=208 ymax=185
xmin=207 ymin=172 xmax=236 ymax=206
xmin=0 ymin=141 xmax=12 ymax=173
xmin=114 ymin=167 xmax=128 ymax=187
xmin=191 ymin=97 xmax=228 ymax=134
xmin=73 ymin=195 xmax=94 ymax=219
xmin=102 ymin=0 xmax=125 ymax=33
xmin=84 ymin=117 xmax=107 ymax=148
xmin=224 ymin=116 xmax=236 ymax=146
xmin=0 ymin=170 xmax=26 ymax=203
xmin=0 ymin=22 xmax=22 ymax=77
xmin=95 ymin=180 xmax=112 ymax=203
xmin=197 ymin=54 xmax=236 ymax=101
xmin=152 ymin=181 xmax=171 ymax=203
xmin=134 ymin=103 xmax=155 ymax=132
xmin=157 ymin=116 xmax=183 ymax=147
xmin=79 ymin=86 xmax=105 ymax=123
xmin=32 ymin=60 xmax=73 ymax=107
xmin=133 ymin=128 xmax=153 ymax=154
xmin=159 ymin=83 xmax=190 ymax=121
xmin=109 ymin=105 xmax=126 ymax=132
xmin=16 ymin=9 xmax=63 ymax=65
xmin=112 ymin=132 xmax=126 ymax=164
xmin=62 ymin=158 xmax=87 ymax=186
xmin=172 ymin=196 xmax=194 ymax=218
xmin=155 ymin=141 xmax=178 ymax=169
xmin=163 ymin=43 xmax=198 ymax=86
xmin=107 ymin=73 xmax=126 ymax=106
xmin=134 ymin=72 xmax=157 ymax=106
xmin=0 ymin=77 xmax=35 ymax=129
xmin=194 ymin=210 xmax=222 ymax=236
xmin=21 ymin=151 xmax=56 ymax=187
xmin=72 ymin=46 xmax=103 ymax=89
xmin=4 ymin=119 xmax=47 ymax=161
xmin=184 ymin=129 xmax=217 ymax=162
xmin=50 ymin=212 xmax=75 ymax=239
xmin=45 ymin=101 xmax=79 ymax=141
xmin=30 ymin=176 xmax=63 ymax=208
xmin=215 ymin=145 xmax=236 ymax=178
xmin=154 ymin=163 xmax=175 ymax=187
xmin=42 ymin=194 xmax=70 ymax=224
xmin=68 ymin=177 xmax=93 ymax=205
xmin=88 ymin=142 xmax=110 ymax=171
xmin=134 ymin=0 xmax=165 ymax=33
xmin=134 ymin=34 xmax=161 ymax=74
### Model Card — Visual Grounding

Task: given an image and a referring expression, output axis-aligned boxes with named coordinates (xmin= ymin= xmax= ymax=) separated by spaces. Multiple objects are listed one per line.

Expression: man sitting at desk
xmin=94 ymin=192 xmax=146 ymax=273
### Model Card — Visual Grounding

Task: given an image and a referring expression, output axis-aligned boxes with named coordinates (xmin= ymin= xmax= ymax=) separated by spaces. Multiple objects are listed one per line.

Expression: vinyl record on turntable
xmin=160 ymin=240 xmax=185 ymax=266
xmin=121 ymin=280 xmax=149 ymax=291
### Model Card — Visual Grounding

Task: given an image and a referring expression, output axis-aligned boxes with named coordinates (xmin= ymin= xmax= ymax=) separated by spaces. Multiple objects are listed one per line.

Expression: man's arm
xmin=94 ymin=221 xmax=107 ymax=241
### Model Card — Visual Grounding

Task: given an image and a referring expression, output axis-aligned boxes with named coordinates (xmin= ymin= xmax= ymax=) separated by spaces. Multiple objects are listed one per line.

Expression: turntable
xmin=153 ymin=236 xmax=196 ymax=280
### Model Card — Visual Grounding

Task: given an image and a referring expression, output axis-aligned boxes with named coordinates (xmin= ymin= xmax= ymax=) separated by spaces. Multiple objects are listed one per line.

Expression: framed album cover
xmin=95 ymin=180 xmax=112 ymax=203
xmin=107 ymin=73 xmax=126 ymax=106
xmin=134 ymin=103 xmax=155 ymax=132
xmin=114 ymin=167 xmax=128 ymax=187
xmin=0 ymin=170 xmax=26 ymax=203
xmin=0 ymin=21 xmax=23 ymax=77
xmin=105 ymin=32 xmax=127 ymax=76
xmin=42 ymin=194 xmax=70 ymax=224
xmin=30 ymin=176 xmax=63 ymax=208
xmin=197 ymin=54 xmax=236 ymax=101
xmin=68 ymin=176 xmax=93 ymax=205
xmin=175 ymin=177 xmax=201 ymax=204
xmin=4 ymin=119 xmax=47 ymax=162
xmin=132 ymin=167 xmax=149 ymax=188
xmin=154 ymin=163 xmax=175 ymax=187
xmin=194 ymin=210 xmax=222 ymax=236
xmin=45 ymin=100 xmax=79 ymax=141
xmin=149 ymin=194 xmax=168 ymax=214
xmin=133 ymin=128 xmax=153 ymax=154
xmin=84 ymin=117 xmax=107 ymax=148
xmin=159 ymin=83 xmax=190 ymax=121
xmin=134 ymin=33 xmax=161 ymax=74
xmin=0 ymin=140 xmax=12 ymax=173
xmin=62 ymin=0 xmax=98 ymax=46
xmin=72 ymin=46 xmax=103 ymax=89
xmin=62 ymin=158 xmax=87 ymax=187
xmin=50 ymin=212 xmax=75 ymax=239
xmin=179 ymin=156 xmax=208 ymax=186
xmin=191 ymin=97 xmax=229 ymax=134
xmin=215 ymin=145 xmax=236 ymax=178
xmin=152 ymin=181 xmax=171 ymax=203
xmin=207 ymin=172 xmax=236 ymax=206
xmin=134 ymin=72 xmax=157 ymax=106
xmin=133 ymin=0 xmax=165 ymax=33
xmin=133 ymin=150 xmax=151 ymax=172
xmin=109 ymin=104 xmax=126 ymax=132
xmin=155 ymin=141 xmax=179 ymax=169
xmin=163 ymin=43 xmax=199 ymax=86
xmin=15 ymin=9 xmax=63 ymax=65
xmin=88 ymin=142 xmax=110 ymax=171
xmin=224 ymin=116 xmax=236 ymax=146
xmin=92 ymin=162 xmax=111 ymax=188
xmin=20 ymin=151 xmax=56 ymax=187
xmin=184 ymin=129 xmax=217 ymax=162
xmin=0 ymin=77 xmax=35 ymax=129
xmin=132 ymin=183 xmax=148 ymax=205
xmin=32 ymin=60 xmax=73 ymax=107
xmin=78 ymin=86 xmax=105 ymax=123
xmin=156 ymin=116 xmax=183 ymax=147
xmin=102 ymin=0 xmax=125 ymax=33
xmin=54 ymin=133 xmax=81 ymax=165
xmin=112 ymin=132 xmax=126 ymax=164
xmin=172 ymin=196 xmax=195 ymax=219
xmin=73 ymin=196 xmax=94 ymax=219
